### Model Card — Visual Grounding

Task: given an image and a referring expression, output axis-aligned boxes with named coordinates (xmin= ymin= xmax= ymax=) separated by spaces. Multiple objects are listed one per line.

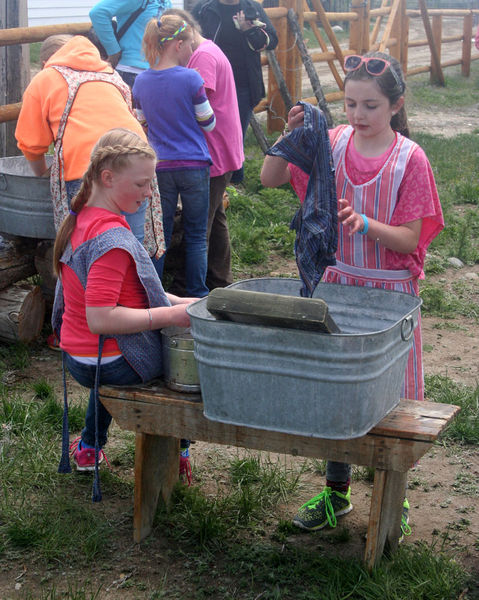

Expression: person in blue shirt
xmin=90 ymin=0 xmax=171 ymax=88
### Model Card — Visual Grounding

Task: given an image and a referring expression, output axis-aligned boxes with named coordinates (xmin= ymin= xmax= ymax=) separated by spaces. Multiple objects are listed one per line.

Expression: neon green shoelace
xmin=301 ymin=487 xmax=338 ymax=528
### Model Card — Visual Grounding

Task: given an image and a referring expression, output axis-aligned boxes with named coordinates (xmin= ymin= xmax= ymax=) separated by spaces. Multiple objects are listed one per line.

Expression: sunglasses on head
xmin=344 ymin=55 xmax=403 ymax=90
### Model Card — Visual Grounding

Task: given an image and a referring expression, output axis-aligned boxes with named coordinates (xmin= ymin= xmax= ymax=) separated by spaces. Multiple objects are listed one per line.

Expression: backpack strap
xmin=116 ymin=0 xmax=151 ymax=41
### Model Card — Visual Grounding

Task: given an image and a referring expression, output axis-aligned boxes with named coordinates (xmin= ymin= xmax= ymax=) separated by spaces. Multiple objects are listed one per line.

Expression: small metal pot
xmin=161 ymin=326 xmax=200 ymax=393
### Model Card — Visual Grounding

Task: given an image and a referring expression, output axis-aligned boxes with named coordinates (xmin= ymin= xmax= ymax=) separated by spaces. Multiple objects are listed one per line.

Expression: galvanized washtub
xmin=187 ymin=278 xmax=422 ymax=440
xmin=0 ymin=156 xmax=55 ymax=239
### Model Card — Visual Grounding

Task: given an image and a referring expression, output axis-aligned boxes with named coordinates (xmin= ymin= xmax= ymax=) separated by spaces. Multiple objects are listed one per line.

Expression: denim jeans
xmin=154 ymin=167 xmax=210 ymax=297
xmin=117 ymin=69 xmax=138 ymax=89
xmin=65 ymin=354 xmax=141 ymax=448
xmin=65 ymin=179 xmax=147 ymax=243
xmin=326 ymin=461 xmax=352 ymax=484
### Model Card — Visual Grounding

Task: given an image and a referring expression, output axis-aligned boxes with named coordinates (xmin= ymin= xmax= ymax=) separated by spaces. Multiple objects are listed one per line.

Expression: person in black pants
xmin=193 ymin=0 xmax=278 ymax=183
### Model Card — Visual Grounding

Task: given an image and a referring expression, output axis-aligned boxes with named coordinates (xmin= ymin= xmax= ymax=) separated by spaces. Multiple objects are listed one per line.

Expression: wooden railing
xmin=1 ymin=0 xmax=479 ymax=146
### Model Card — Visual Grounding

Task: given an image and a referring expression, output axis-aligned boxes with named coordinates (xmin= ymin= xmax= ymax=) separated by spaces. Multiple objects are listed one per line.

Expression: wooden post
xmin=269 ymin=0 xmax=302 ymax=133
xmin=0 ymin=0 xmax=30 ymax=158
xmin=462 ymin=12 xmax=473 ymax=77
xmin=432 ymin=14 xmax=442 ymax=67
xmin=303 ymin=0 xmax=344 ymax=90
xmin=267 ymin=49 xmax=293 ymax=113
xmin=287 ymin=9 xmax=334 ymax=127
xmin=400 ymin=6 xmax=409 ymax=78
xmin=418 ymin=0 xmax=445 ymax=86
xmin=378 ymin=0 xmax=401 ymax=55
xmin=350 ymin=0 xmax=370 ymax=54
xmin=370 ymin=0 xmax=390 ymax=48
xmin=249 ymin=114 xmax=270 ymax=154
xmin=309 ymin=0 xmax=346 ymax=66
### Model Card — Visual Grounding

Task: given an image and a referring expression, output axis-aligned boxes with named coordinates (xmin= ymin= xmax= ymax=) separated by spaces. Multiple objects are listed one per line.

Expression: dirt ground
xmin=1 ymin=17 xmax=479 ymax=600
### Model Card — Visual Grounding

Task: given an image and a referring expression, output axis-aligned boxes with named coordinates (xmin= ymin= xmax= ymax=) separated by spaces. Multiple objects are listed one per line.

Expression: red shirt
xmin=60 ymin=206 xmax=148 ymax=356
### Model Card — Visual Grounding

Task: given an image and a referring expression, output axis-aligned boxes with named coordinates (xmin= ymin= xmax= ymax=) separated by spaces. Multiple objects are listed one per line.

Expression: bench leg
xmin=364 ymin=469 xmax=407 ymax=570
xmin=133 ymin=432 xmax=179 ymax=542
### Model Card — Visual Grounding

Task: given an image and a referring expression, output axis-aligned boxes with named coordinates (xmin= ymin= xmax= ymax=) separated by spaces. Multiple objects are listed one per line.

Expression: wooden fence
xmin=1 ymin=0 xmax=479 ymax=154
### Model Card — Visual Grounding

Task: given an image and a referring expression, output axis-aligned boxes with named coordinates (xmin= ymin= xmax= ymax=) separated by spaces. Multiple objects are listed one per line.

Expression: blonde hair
xmin=142 ymin=15 xmax=192 ymax=67
xmin=53 ymin=128 xmax=156 ymax=276
xmin=40 ymin=34 xmax=73 ymax=65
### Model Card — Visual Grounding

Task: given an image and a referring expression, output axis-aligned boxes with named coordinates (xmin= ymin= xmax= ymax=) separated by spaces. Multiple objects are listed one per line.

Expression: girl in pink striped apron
xmin=261 ymin=52 xmax=444 ymax=536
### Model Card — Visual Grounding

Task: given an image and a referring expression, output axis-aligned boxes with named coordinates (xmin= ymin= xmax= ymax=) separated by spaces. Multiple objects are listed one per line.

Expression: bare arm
xmin=86 ymin=300 xmax=198 ymax=335
xmin=338 ymin=198 xmax=422 ymax=254
xmin=260 ymin=104 xmax=305 ymax=188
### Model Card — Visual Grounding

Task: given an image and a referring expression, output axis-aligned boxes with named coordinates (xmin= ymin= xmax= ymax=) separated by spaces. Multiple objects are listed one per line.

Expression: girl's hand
xmin=338 ymin=198 xmax=365 ymax=235
xmin=287 ymin=105 xmax=305 ymax=131
xmin=166 ymin=293 xmax=199 ymax=306
xmin=168 ymin=304 xmax=192 ymax=329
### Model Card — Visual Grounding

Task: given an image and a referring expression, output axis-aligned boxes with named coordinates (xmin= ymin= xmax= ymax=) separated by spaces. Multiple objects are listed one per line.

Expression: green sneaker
xmin=292 ymin=486 xmax=353 ymax=531
xmin=399 ymin=498 xmax=412 ymax=542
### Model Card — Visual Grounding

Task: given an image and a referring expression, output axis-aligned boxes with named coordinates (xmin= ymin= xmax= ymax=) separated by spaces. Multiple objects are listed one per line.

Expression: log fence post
xmin=0 ymin=0 xmax=29 ymax=158
xmin=462 ymin=12 xmax=472 ymax=77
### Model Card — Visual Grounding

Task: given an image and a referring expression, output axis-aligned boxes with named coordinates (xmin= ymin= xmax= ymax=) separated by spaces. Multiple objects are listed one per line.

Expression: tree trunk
xmin=34 ymin=240 xmax=56 ymax=308
xmin=0 ymin=283 xmax=45 ymax=343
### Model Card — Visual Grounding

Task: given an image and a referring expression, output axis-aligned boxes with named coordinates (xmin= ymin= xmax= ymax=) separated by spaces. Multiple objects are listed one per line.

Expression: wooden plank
xmin=0 ymin=102 xmax=21 ymax=124
xmin=417 ymin=0 xmax=445 ymax=86
xmin=133 ymin=433 xmax=179 ymax=542
xmin=287 ymin=9 xmax=333 ymax=127
xmin=99 ymin=391 xmax=458 ymax=472
xmin=304 ymin=0 xmax=344 ymax=90
xmin=309 ymin=0 xmax=346 ymax=65
xmin=378 ymin=0 xmax=401 ymax=54
xmin=1 ymin=0 xmax=30 ymax=157
xmin=0 ymin=22 xmax=91 ymax=46
xmin=100 ymin=383 xmax=460 ymax=439
xmin=249 ymin=114 xmax=270 ymax=154
xmin=462 ymin=12 xmax=472 ymax=77
xmin=365 ymin=469 xmax=406 ymax=569
xmin=266 ymin=49 xmax=293 ymax=112
xmin=370 ymin=0 xmax=390 ymax=47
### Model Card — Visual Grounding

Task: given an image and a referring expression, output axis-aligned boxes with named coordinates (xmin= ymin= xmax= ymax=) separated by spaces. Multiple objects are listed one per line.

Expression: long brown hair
xmin=344 ymin=51 xmax=409 ymax=138
xmin=53 ymin=128 xmax=156 ymax=276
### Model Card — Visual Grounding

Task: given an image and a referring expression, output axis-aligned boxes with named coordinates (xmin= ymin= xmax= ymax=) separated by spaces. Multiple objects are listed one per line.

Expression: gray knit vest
xmin=52 ymin=226 xmax=170 ymax=382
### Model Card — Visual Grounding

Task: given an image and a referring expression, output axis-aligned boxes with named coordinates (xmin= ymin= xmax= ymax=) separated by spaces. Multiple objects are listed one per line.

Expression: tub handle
xmin=171 ymin=339 xmax=177 ymax=348
xmin=0 ymin=174 xmax=7 ymax=191
xmin=401 ymin=316 xmax=414 ymax=342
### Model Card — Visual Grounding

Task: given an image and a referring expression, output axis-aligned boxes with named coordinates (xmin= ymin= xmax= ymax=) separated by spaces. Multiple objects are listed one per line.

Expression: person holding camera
xmin=192 ymin=0 xmax=277 ymax=183
xmin=90 ymin=0 xmax=172 ymax=88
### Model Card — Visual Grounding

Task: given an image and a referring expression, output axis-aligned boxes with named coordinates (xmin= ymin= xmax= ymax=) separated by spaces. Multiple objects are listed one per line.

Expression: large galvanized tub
xmin=0 ymin=156 xmax=55 ymax=239
xmin=187 ymin=278 xmax=422 ymax=439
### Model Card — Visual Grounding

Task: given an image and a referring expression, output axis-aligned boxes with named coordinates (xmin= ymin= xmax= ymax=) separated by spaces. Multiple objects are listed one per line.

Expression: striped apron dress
xmin=324 ymin=126 xmax=424 ymax=401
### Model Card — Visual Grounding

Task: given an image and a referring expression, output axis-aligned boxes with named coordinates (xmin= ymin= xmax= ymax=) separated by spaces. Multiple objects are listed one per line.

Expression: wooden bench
xmin=99 ymin=382 xmax=459 ymax=570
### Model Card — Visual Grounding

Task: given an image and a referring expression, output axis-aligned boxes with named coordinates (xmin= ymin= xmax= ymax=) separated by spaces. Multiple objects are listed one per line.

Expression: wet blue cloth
xmin=266 ymin=102 xmax=337 ymax=297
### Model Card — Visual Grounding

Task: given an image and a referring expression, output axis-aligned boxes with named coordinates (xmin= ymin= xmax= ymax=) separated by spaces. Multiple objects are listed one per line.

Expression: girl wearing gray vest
xmin=52 ymin=129 xmax=196 ymax=495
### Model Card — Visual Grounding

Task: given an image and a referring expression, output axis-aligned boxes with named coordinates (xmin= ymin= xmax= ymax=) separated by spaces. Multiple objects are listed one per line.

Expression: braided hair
xmin=344 ymin=51 xmax=409 ymax=138
xmin=53 ymin=128 xmax=156 ymax=276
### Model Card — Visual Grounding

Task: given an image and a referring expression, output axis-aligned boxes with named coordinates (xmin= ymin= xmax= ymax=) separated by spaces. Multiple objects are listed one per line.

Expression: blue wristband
xmin=359 ymin=214 xmax=369 ymax=235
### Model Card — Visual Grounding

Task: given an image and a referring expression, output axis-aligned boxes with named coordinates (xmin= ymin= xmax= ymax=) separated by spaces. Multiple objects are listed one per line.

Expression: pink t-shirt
xmin=289 ymin=125 xmax=444 ymax=279
xmin=188 ymin=40 xmax=244 ymax=177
